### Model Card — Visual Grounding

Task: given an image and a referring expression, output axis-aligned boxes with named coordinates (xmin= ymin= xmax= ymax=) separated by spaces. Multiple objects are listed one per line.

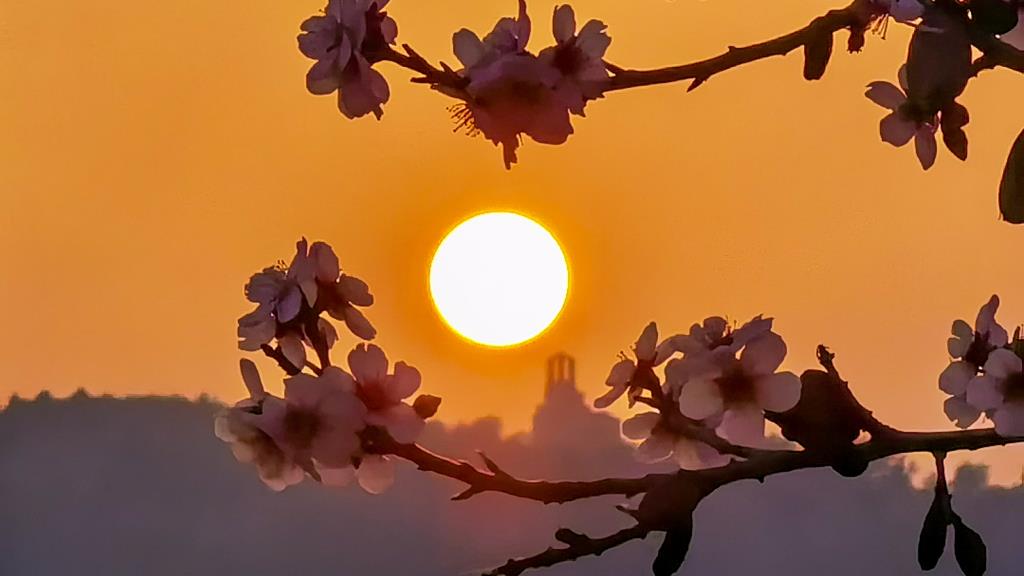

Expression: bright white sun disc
xmin=430 ymin=212 xmax=569 ymax=347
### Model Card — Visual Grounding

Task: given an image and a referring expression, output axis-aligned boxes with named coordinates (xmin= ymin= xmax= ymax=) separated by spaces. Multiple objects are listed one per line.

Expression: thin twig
xmin=482 ymin=525 xmax=650 ymax=576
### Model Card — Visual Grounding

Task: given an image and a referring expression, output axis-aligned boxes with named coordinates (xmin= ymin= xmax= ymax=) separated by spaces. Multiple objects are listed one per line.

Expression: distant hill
xmin=1 ymin=384 xmax=1022 ymax=576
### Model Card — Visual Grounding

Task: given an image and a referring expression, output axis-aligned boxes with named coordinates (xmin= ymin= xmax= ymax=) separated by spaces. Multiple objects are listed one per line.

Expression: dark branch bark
xmin=481 ymin=525 xmax=650 ymax=576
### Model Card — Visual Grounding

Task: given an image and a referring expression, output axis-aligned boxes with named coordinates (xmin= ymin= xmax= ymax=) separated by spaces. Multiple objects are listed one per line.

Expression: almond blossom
xmin=298 ymin=0 xmax=398 ymax=119
xmin=538 ymin=5 xmax=611 ymax=116
xmin=865 ymin=74 xmax=938 ymax=170
xmin=940 ymin=295 xmax=1008 ymax=428
xmin=449 ymin=0 xmax=573 ymax=169
xmin=675 ymin=331 xmax=802 ymax=446
xmin=664 ymin=315 xmax=774 ymax=359
xmin=593 ymin=322 xmax=675 ymax=409
xmin=966 ymin=349 xmax=1024 ymax=437
xmin=874 ymin=0 xmax=925 ymax=23
xmin=280 ymin=366 xmax=368 ymax=470
xmin=238 ymin=239 xmax=375 ymax=369
xmin=214 ymin=360 xmax=305 ymax=491
xmin=621 ymin=411 xmax=729 ymax=470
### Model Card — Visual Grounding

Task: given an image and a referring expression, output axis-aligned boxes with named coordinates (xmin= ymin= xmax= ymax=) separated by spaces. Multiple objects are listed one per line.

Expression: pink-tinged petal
xmin=239 ymin=359 xmax=265 ymax=400
xmin=348 ymin=343 xmax=388 ymax=384
xmin=607 ymin=358 xmax=636 ymax=387
xmin=284 ymin=373 xmax=324 ymax=409
xmin=915 ymin=129 xmax=937 ymax=170
xmin=339 ymin=56 xmax=390 ymax=120
xmin=318 ymin=389 xmax=366 ymax=427
xmin=298 ymin=25 xmax=335 ymax=60
xmin=369 ymin=403 xmax=424 ymax=443
xmin=654 ymin=339 xmax=677 ymax=366
xmin=939 ymin=361 xmax=976 ymax=396
xmin=952 ymin=318 xmax=974 ymax=341
xmin=663 ymin=358 xmax=688 ymax=394
xmin=635 ymin=432 xmax=673 ymax=463
xmin=387 ymin=361 xmax=421 ymax=402
xmin=311 ymin=426 xmax=361 ymax=467
xmin=343 ymin=306 xmax=377 ymax=340
xmin=740 ymin=332 xmax=787 ymax=376
xmin=880 ymin=112 xmax=916 ymax=147
xmin=306 ymin=57 xmax=342 ymax=95
xmin=453 ymin=29 xmax=486 ymax=69
xmin=717 ymin=405 xmax=766 ymax=446
xmin=754 ymin=371 xmax=801 ymax=413
xmin=865 ymin=81 xmax=906 ymax=111
xmin=976 ymin=295 xmax=1008 ymax=347
xmin=338 ymin=274 xmax=374 ymax=306
xmin=276 ymin=284 xmax=303 ymax=323
xmin=316 ymin=464 xmax=355 ymax=488
xmin=320 ymin=366 xmax=356 ymax=393
xmin=317 ymin=318 xmax=339 ymax=350
xmin=944 ymin=396 xmax=981 ymax=429
xmin=279 ymin=335 xmax=307 ymax=371
xmin=677 ymin=376 xmax=724 ymax=420
xmin=673 ymin=437 xmax=729 ymax=470
xmin=245 ymin=269 xmax=286 ymax=305
xmin=635 ymin=322 xmax=658 ymax=361
xmin=552 ymin=5 xmax=576 ymax=44
xmin=357 ymin=455 xmax=395 ymax=494
xmin=967 ymin=374 xmax=1005 ymax=411
xmin=238 ymin=309 xmax=276 ymax=351
xmin=948 ymin=319 xmax=973 ymax=358
xmin=985 ymin=349 xmax=1023 ymax=379
xmin=890 ymin=0 xmax=924 ymax=23
xmin=341 ymin=0 xmax=368 ymax=47
xmin=309 ymin=241 xmax=340 ymax=283
xmin=576 ymin=20 xmax=610 ymax=59
xmin=730 ymin=316 xmax=774 ymax=351
xmin=621 ymin=412 xmax=660 ymax=440
xmin=993 ymin=402 xmax=1024 ymax=437
xmin=593 ymin=383 xmax=627 ymax=409
xmin=379 ymin=15 xmax=398 ymax=45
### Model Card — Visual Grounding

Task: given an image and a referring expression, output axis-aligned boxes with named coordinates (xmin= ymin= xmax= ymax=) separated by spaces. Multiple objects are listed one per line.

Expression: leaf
xmin=918 ymin=493 xmax=949 ymax=570
xmin=999 ymin=128 xmax=1024 ymax=224
xmin=952 ymin=516 xmax=987 ymax=576
xmin=652 ymin=525 xmax=693 ymax=576
xmin=803 ymin=31 xmax=833 ymax=81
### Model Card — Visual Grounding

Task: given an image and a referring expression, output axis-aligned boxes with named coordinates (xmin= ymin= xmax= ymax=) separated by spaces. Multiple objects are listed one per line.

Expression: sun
xmin=429 ymin=212 xmax=569 ymax=347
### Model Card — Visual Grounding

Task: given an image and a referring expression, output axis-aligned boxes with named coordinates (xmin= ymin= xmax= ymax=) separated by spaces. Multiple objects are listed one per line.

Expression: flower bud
xmin=999 ymin=128 xmax=1024 ymax=224
xmin=952 ymin=516 xmax=987 ymax=576
xmin=652 ymin=525 xmax=693 ymax=576
xmin=803 ymin=31 xmax=833 ymax=81
xmin=413 ymin=394 xmax=442 ymax=420
xmin=918 ymin=491 xmax=949 ymax=570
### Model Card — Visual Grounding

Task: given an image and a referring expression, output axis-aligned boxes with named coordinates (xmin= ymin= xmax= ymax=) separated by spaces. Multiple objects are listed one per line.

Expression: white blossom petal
xmin=279 ymin=335 xmax=307 ymax=371
xmin=239 ymin=359 xmax=265 ymax=400
xmin=865 ymin=81 xmax=906 ymax=111
xmin=349 ymin=343 xmax=389 ymax=384
xmin=593 ymin=383 xmax=627 ymax=409
xmin=967 ymin=374 xmax=1005 ymax=411
xmin=939 ymin=361 xmax=975 ymax=396
xmin=368 ymin=403 xmax=424 ymax=444
xmin=717 ymin=405 xmax=766 ymax=446
xmin=740 ymin=332 xmax=787 ymax=376
xmin=635 ymin=322 xmax=658 ymax=362
xmin=754 ymin=371 xmax=801 ymax=413
xmin=621 ymin=412 xmax=660 ymax=440
xmin=985 ymin=349 xmax=1023 ymax=380
xmin=387 ymin=361 xmax=421 ymax=402
xmin=993 ymin=402 xmax=1024 ymax=437
xmin=357 ymin=454 xmax=395 ymax=494
xmin=552 ymin=5 xmax=576 ymax=44
xmin=635 ymin=433 xmax=673 ymax=463
xmin=343 ymin=306 xmax=377 ymax=340
xmin=678 ymin=376 xmax=724 ymax=420
xmin=944 ymin=396 xmax=981 ymax=429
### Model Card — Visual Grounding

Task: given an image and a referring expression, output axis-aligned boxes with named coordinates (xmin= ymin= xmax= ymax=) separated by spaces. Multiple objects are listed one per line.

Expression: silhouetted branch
xmin=376 ymin=0 xmax=1024 ymax=103
xmin=481 ymin=525 xmax=650 ymax=576
xmin=374 ymin=433 xmax=666 ymax=503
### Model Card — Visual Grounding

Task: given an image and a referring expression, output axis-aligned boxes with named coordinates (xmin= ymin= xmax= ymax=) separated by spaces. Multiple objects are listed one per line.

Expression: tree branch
xmin=374 ymin=433 xmax=667 ymax=504
xmin=603 ymin=1 xmax=867 ymax=93
xmin=482 ymin=525 xmax=650 ymax=576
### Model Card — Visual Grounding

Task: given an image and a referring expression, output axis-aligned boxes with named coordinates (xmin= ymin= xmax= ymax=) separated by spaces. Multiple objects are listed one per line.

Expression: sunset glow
xmin=429 ymin=212 xmax=569 ymax=347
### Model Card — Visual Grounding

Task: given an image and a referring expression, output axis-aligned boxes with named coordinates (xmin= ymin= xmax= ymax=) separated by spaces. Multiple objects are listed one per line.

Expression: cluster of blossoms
xmin=298 ymin=0 xmax=398 ymax=120
xmin=221 ymin=240 xmax=431 ymax=493
xmin=939 ymin=295 xmax=1024 ymax=436
xmin=597 ymin=317 xmax=802 ymax=470
xmin=446 ymin=0 xmax=611 ymax=168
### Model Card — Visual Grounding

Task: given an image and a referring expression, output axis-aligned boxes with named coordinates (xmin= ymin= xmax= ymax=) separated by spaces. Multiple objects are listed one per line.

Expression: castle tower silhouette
xmin=545 ymin=352 xmax=576 ymax=395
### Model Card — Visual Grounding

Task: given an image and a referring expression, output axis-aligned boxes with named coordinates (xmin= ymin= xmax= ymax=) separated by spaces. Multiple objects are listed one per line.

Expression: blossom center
xmin=357 ymin=381 xmax=392 ymax=412
xmin=1002 ymin=371 xmax=1024 ymax=403
xmin=284 ymin=407 xmax=323 ymax=448
xmin=715 ymin=364 xmax=757 ymax=407
xmin=552 ymin=44 xmax=585 ymax=76
xmin=964 ymin=335 xmax=994 ymax=367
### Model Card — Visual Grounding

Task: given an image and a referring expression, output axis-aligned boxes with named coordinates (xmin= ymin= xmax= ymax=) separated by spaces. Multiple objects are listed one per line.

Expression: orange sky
xmin=2 ymin=0 xmax=1023 ymax=482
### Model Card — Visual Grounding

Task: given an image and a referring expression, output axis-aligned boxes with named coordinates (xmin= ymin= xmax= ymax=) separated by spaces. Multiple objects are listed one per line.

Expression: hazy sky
xmin=2 ymin=1 xmax=1023 ymax=480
